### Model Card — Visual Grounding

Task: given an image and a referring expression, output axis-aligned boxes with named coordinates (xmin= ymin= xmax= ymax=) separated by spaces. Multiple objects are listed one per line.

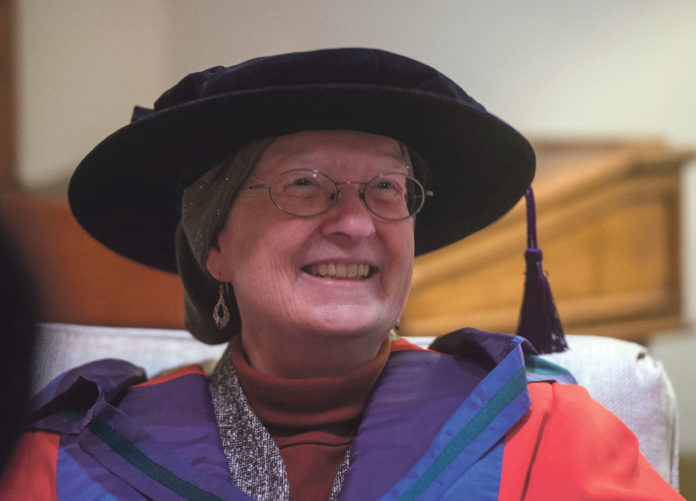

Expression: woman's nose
xmin=320 ymin=188 xmax=376 ymax=240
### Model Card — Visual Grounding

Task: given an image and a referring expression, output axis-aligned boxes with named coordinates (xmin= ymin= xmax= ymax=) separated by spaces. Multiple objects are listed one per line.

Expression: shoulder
xmin=397 ymin=328 xmax=536 ymax=367
xmin=0 ymin=360 xmax=213 ymax=497
xmin=21 ymin=359 xmax=210 ymax=442
xmin=500 ymin=382 xmax=683 ymax=500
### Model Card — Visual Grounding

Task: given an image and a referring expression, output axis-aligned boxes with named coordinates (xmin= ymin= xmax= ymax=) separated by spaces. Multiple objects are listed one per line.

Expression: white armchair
xmin=31 ymin=324 xmax=679 ymax=488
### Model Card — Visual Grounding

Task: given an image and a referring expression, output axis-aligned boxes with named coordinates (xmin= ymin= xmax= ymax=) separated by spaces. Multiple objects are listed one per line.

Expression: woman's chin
xmin=301 ymin=309 xmax=393 ymax=342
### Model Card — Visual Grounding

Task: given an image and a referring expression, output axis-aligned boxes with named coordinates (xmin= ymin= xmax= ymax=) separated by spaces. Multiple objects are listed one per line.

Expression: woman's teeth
xmin=305 ymin=263 xmax=371 ymax=279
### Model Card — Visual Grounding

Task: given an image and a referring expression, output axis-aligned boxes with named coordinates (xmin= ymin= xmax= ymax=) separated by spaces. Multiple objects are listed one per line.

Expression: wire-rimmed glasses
xmin=248 ymin=169 xmax=432 ymax=220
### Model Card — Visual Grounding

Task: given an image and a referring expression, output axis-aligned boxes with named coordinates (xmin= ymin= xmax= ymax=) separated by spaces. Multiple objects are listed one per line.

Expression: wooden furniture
xmin=0 ymin=0 xmax=16 ymax=189
xmin=0 ymin=192 xmax=185 ymax=328
xmin=402 ymin=139 xmax=692 ymax=341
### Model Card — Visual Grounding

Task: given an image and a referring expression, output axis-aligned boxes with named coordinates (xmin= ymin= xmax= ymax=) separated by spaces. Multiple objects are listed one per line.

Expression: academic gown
xmin=0 ymin=329 xmax=683 ymax=500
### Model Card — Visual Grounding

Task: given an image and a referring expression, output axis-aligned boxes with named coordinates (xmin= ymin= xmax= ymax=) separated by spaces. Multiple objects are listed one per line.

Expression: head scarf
xmin=175 ymin=138 xmax=275 ymax=344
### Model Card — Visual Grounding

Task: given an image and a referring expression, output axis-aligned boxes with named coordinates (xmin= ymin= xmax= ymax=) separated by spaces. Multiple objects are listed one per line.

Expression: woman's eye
xmin=280 ymin=174 xmax=325 ymax=199
xmin=373 ymin=179 xmax=403 ymax=195
xmin=369 ymin=179 xmax=404 ymax=204
xmin=284 ymin=176 xmax=318 ymax=189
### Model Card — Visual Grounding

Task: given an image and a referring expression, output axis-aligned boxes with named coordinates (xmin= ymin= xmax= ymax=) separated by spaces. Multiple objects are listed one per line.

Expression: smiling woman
xmin=0 ymin=48 xmax=683 ymax=500
xmin=205 ymin=131 xmax=415 ymax=378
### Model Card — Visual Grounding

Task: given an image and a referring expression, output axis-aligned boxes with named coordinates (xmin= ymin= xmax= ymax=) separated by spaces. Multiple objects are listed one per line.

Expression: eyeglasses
xmin=248 ymin=169 xmax=433 ymax=220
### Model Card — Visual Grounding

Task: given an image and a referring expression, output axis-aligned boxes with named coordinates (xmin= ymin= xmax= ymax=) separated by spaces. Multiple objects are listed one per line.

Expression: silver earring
xmin=213 ymin=283 xmax=230 ymax=329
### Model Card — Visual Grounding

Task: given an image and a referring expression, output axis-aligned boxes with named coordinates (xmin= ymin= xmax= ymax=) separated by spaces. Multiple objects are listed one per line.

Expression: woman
xmin=1 ymin=48 xmax=682 ymax=499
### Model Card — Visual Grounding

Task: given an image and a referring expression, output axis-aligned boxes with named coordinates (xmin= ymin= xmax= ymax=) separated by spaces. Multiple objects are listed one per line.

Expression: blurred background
xmin=0 ymin=0 xmax=694 ymax=495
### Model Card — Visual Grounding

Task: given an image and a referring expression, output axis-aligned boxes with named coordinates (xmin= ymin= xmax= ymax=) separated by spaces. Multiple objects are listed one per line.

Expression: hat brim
xmin=69 ymin=84 xmax=535 ymax=273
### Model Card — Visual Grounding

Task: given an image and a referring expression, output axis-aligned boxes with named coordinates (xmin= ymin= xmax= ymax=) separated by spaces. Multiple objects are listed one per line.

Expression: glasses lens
xmin=270 ymin=169 xmax=336 ymax=216
xmin=364 ymin=173 xmax=426 ymax=220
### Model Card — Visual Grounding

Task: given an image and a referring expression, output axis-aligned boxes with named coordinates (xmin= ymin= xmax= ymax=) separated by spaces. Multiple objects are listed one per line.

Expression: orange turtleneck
xmin=229 ymin=335 xmax=390 ymax=501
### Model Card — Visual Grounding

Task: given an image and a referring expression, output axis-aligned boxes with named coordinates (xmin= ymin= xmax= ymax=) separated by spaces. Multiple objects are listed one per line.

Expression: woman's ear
xmin=206 ymin=246 xmax=229 ymax=282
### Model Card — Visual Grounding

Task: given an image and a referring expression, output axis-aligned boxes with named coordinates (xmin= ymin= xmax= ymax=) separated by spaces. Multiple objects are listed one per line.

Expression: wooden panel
xmin=402 ymin=140 xmax=690 ymax=341
xmin=0 ymin=192 xmax=185 ymax=328
xmin=0 ymin=0 xmax=16 ymax=188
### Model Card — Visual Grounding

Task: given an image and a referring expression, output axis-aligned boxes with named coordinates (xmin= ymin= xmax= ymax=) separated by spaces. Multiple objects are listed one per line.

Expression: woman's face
xmin=206 ymin=130 xmax=415 ymax=344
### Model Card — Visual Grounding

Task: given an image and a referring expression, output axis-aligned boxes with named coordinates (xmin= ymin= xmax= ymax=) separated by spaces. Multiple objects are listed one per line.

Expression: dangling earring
xmin=213 ymin=282 xmax=230 ymax=329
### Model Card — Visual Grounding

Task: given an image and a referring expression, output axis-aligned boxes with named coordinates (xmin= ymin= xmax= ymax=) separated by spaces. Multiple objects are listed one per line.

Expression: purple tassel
xmin=516 ymin=188 xmax=568 ymax=354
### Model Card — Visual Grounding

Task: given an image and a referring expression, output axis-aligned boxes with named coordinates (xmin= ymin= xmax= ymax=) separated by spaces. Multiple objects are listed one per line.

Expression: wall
xmin=15 ymin=2 xmax=174 ymax=186
xmin=15 ymin=0 xmax=696 ymax=461
xmin=16 ymin=1 xmax=696 ymax=187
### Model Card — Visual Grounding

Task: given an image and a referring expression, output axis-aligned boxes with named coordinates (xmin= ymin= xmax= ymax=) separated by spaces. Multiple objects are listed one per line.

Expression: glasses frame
xmin=248 ymin=169 xmax=433 ymax=221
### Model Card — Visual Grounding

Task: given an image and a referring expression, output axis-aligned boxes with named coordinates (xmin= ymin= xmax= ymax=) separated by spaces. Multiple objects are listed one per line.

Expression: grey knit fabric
xmin=329 ymin=449 xmax=351 ymax=501
xmin=210 ymin=349 xmax=351 ymax=500
xmin=210 ymin=348 xmax=290 ymax=500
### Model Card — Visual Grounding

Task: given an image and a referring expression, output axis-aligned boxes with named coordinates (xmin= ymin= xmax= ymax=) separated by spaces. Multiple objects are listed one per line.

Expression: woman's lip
xmin=301 ymin=263 xmax=375 ymax=279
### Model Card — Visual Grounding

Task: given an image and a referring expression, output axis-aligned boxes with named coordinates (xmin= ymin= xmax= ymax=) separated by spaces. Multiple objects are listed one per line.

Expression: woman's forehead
xmin=255 ymin=130 xmax=408 ymax=176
